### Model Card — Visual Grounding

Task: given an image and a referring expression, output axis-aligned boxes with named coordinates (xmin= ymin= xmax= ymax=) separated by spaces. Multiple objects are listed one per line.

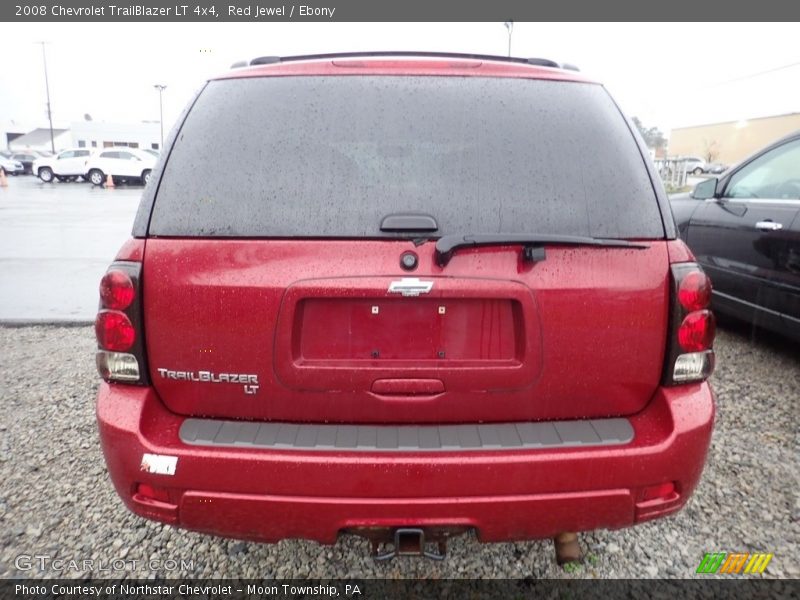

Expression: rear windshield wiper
xmin=434 ymin=233 xmax=651 ymax=267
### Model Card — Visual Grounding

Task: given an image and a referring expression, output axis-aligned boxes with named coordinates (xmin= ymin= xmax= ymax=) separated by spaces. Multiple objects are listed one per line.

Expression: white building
xmin=69 ymin=121 xmax=162 ymax=152
xmin=8 ymin=128 xmax=71 ymax=153
xmin=1 ymin=119 xmax=36 ymax=150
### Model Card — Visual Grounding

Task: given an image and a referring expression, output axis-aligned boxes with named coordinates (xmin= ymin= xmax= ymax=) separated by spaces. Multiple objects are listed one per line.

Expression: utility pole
xmin=504 ymin=21 xmax=514 ymax=57
xmin=153 ymin=84 xmax=167 ymax=148
xmin=37 ymin=42 xmax=55 ymax=154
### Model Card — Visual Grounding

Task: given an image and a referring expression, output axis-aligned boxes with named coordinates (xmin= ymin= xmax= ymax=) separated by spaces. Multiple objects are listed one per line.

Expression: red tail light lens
xmin=95 ymin=310 xmax=135 ymax=351
xmin=100 ymin=270 xmax=135 ymax=310
xmin=678 ymin=270 xmax=712 ymax=311
xmin=678 ymin=310 xmax=715 ymax=352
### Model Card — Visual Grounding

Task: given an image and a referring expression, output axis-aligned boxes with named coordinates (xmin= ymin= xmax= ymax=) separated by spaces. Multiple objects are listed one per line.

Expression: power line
xmin=708 ymin=61 xmax=800 ymax=87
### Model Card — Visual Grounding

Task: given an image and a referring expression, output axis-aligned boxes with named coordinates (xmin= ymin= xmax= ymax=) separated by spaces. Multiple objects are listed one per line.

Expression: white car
xmin=84 ymin=148 xmax=157 ymax=186
xmin=33 ymin=148 xmax=93 ymax=182
xmin=0 ymin=156 xmax=25 ymax=175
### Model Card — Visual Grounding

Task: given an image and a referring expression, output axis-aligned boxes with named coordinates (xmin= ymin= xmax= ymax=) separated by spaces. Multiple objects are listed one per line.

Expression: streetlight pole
xmin=153 ymin=84 xmax=167 ymax=148
xmin=37 ymin=42 xmax=55 ymax=154
xmin=504 ymin=21 xmax=514 ymax=57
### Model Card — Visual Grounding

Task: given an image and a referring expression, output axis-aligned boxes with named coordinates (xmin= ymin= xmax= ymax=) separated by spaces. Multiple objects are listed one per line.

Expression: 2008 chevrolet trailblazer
xmin=95 ymin=52 xmax=715 ymax=562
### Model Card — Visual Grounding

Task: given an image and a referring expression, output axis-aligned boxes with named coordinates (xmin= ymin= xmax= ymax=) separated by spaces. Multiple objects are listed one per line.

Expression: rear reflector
xmin=99 ymin=270 xmax=135 ymax=310
xmin=132 ymin=483 xmax=178 ymax=523
xmin=641 ymin=482 xmax=676 ymax=502
xmin=96 ymin=351 xmax=140 ymax=382
xmin=673 ymin=350 xmax=714 ymax=382
xmin=95 ymin=310 xmax=136 ymax=352
xmin=135 ymin=483 xmax=171 ymax=503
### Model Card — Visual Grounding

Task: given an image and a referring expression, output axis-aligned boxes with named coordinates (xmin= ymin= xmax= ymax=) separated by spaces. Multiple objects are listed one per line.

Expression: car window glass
xmin=76 ymin=150 xmax=90 ymax=157
xmin=726 ymin=139 xmax=800 ymax=200
xmin=152 ymin=76 xmax=664 ymax=239
xmin=119 ymin=152 xmax=137 ymax=160
xmin=100 ymin=151 xmax=118 ymax=159
xmin=59 ymin=151 xmax=74 ymax=159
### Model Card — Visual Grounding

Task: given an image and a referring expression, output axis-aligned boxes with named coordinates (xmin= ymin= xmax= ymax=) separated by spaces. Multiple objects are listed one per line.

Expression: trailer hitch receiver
xmin=373 ymin=528 xmax=446 ymax=561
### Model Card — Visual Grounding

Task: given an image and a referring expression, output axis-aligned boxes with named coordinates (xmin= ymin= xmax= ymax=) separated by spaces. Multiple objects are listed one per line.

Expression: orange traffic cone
xmin=105 ymin=174 xmax=114 ymax=188
xmin=0 ymin=168 xmax=8 ymax=188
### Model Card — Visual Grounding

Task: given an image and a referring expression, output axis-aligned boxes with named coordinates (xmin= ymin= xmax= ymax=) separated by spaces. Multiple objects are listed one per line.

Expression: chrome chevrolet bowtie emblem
xmin=387 ymin=277 xmax=434 ymax=297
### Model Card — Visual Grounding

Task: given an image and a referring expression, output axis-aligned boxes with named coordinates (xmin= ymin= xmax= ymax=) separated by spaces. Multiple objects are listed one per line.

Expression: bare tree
xmin=632 ymin=117 xmax=667 ymax=153
xmin=702 ymin=139 xmax=720 ymax=163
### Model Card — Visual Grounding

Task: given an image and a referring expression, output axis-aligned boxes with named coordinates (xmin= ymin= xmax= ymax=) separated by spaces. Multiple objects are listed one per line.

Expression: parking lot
xmin=0 ymin=176 xmax=140 ymax=322
xmin=0 ymin=175 xmax=797 ymax=579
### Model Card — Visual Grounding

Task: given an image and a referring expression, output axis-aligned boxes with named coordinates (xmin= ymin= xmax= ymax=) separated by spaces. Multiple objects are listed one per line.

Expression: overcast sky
xmin=1 ymin=22 xmax=798 ymax=137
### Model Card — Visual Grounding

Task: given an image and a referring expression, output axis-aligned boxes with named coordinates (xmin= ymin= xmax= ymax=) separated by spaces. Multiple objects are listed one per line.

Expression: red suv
xmin=95 ymin=52 xmax=715 ymax=562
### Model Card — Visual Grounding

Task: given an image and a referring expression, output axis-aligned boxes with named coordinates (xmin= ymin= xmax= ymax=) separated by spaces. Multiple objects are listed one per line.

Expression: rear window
xmin=149 ymin=75 xmax=664 ymax=239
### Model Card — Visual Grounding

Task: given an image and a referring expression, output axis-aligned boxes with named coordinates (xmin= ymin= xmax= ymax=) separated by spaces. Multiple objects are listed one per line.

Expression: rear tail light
xmin=673 ymin=352 xmax=714 ymax=382
xmin=95 ymin=310 xmax=135 ymax=351
xmin=96 ymin=351 xmax=140 ymax=381
xmin=95 ymin=261 xmax=148 ymax=384
xmin=663 ymin=263 xmax=715 ymax=385
xmin=677 ymin=310 xmax=715 ymax=352
xmin=677 ymin=270 xmax=712 ymax=311
xmin=99 ymin=270 xmax=135 ymax=310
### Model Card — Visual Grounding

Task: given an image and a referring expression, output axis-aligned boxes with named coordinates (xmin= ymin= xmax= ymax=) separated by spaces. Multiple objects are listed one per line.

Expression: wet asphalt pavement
xmin=0 ymin=175 xmax=141 ymax=322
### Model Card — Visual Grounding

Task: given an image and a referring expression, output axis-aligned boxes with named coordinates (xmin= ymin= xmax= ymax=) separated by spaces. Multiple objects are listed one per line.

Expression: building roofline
xmin=671 ymin=112 xmax=800 ymax=132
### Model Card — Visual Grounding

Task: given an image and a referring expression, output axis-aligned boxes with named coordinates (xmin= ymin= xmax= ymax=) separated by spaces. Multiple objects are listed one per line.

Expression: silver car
xmin=681 ymin=156 xmax=707 ymax=175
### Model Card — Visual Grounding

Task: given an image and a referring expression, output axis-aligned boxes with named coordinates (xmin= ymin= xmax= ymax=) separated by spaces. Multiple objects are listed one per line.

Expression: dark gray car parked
xmin=671 ymin=131 xmax=800 ymax=341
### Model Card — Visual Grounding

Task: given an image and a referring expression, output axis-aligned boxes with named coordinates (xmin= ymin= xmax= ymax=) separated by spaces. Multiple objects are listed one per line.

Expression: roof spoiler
xmin=230 ymin=52 xmax=579 ymax=71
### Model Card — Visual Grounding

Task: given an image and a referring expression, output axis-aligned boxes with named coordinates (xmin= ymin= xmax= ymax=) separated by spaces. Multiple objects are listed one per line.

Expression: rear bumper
xmin=96 ymin=382 xmax=714 ymax=544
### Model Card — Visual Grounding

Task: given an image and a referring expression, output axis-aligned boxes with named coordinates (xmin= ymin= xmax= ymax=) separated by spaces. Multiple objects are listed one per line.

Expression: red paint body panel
xmin=96 ymin=381 xmax=714 ymax=544
xmin=114 ymin=238 xmax=145 ymax=262
xmin=666 ymin=238 xmax=697 ymax=263
xmin=142 ymin=240 xmax=670 ymax=423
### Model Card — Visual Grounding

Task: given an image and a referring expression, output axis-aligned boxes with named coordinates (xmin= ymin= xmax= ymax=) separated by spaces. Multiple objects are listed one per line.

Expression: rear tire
xmin=38 ymin=167 xmax=54 ymax=183
xmin=142 ymin=169 xmax=152 ymax=185
xmin=88 ymin=169 xmax=105 ymax=186
xmin=693 ymin=167 xmax=704 ymax=175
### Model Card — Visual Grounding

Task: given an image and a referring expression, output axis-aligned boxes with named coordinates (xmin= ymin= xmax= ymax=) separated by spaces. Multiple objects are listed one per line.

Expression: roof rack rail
xmin=245 ymin=52 xmax=579 ymax=71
